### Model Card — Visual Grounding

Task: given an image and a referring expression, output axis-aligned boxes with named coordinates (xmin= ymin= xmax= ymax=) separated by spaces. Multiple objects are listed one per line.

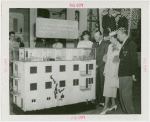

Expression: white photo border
xmin=1 ymin=1 xmax=149 ymax=121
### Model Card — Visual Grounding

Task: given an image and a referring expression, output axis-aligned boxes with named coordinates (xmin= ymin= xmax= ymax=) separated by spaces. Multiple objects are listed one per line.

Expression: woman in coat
xmin=100 ymin=31 xmax=121 ymax=114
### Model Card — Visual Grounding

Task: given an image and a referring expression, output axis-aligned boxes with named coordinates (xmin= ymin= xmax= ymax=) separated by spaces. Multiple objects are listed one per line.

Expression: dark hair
xmin=118 ymin=27 xmax=128 ymax=35
xmin=103 ymin=33 xmax=109 ymax=37
xmin=95 ymin=30 xmax=102 ymax=35
xmin=82 ymin=30 xmax=90 ymax=38
xmin=9 ymin=31 xmax=15 ymax=36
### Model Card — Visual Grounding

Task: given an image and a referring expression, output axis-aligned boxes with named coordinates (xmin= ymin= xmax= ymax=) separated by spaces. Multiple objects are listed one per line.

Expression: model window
xmin=89 ymin=78 xmax=93 ymax=84
xmin=86 ymin=78 xmax=88 ymax=88
xmin=15 ymin=80 xmax=18 ymax=91
xmin=30 ymin=67 xmax=37 ymax=74
xmin=73 ymin=64 xmax=79 ymax=71
xmin=47 ymin=97 xmax=51 ymax=100
xmin=60 ymin=80 xmax=65 ymax=87
xmin=32 ymin=99 xmax=36 ymax=102
xmin=15 ymin=64 xmax=18 ymax=71
xmin=30 ymin=83 xmax=37 ymax=91
xmin=73 ymin=79 xmax=75 ymax=86
xmin=21 ymin=98 xmax=23 ymax=109
xmin=45 ymin=82 xmax=52 ymax=89
xmin=26 ymin=51 xmax=28 ymax=57
xmin=86 ymin=64 xmax=88 ymax=74
xmin=89 ymin=64 xmax=93 ymax=70
xmin=15 ymin=80 xmax=18 ymax=86
xmin=60 ymin=65 xmax=65 ymax=72
xmin=73 ymin=79 xmax=79 ymax=86
xmin=45 ymin=66 xmax=52 ymax=73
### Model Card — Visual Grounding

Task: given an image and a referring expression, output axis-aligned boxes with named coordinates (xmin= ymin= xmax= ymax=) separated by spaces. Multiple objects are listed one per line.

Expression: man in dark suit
xmin=102 ymin=9 xmax=116 ymax=35
xmin=90 ymin=31 xmax=110 ymax=106
xmin=117 ymin=27 xmax=138 ymax=114
xmin=118 ymin=9 xmax=128 ymax=29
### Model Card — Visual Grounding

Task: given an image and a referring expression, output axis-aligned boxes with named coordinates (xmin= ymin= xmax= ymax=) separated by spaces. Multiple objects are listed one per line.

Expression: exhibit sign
xmin=36 ymin=18 xmax=78 ymax=39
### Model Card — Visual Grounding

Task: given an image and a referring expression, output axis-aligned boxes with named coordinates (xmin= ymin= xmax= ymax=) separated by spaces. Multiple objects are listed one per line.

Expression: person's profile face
xmin=10 ymin=34 xmax=15 ymax=41
xmin=117 ymin=31 xmax=124 ymax=42
xmin=94 ymin=33 xmax=99 ymax=42
xmin=83 ymin=34 xmax=89 ymax=40
xmin=95 ymin=27 xmax=99 ymax=31
xmin=94 ymin=32 xmax=102 ymax=42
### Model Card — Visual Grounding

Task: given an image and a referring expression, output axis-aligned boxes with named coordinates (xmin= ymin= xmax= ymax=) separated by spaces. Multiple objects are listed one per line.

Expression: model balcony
xmin=80 ymin=84 xmax=92 ymax=90
xmin=10 ymin=73 xmax=21 ymax=79
xmin=10 ymin=90 xmax=21 ymax=96
xmin=80 ymin=71 xmax=92 ymax=76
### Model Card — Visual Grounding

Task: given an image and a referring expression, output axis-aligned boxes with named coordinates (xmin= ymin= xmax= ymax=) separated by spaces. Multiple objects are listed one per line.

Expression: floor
xmin=10 ymin=68 xmax=141 ymax=115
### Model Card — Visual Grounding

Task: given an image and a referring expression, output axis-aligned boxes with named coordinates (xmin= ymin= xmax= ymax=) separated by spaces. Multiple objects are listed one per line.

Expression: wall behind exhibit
xmin=9 ymin=8 xmax=30 ymax=47
xmin=67 ymin=8 xmax=87 ymax=48
xmin=67 ymin=8 xmax=87 ymax=36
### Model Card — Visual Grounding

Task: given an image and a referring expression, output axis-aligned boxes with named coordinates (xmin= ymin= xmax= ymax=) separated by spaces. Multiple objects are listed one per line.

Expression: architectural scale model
xmin=11 ymin=48 xmax=96 ymax=112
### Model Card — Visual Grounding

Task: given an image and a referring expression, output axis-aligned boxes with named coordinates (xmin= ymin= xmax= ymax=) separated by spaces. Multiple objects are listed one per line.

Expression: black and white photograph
xmin=1 ymin=1 xmax=149 ymax=121
xmin=8 ymin=7 xmax=141 ymax=115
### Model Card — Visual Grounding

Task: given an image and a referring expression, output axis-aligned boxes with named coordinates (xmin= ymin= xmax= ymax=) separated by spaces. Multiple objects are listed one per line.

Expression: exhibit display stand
xmin=11 ymin=48 xmax=96 ymax=112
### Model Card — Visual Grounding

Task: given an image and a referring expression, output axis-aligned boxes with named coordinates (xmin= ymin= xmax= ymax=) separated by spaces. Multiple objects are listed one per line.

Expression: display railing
xmin=12 ymin=47 xmax=96 ymax=62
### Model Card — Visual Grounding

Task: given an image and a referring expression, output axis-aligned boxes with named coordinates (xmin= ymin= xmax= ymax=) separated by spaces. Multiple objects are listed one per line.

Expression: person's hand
xmin=132 ymin=75 xmax=137 ymax=81
xmin=112 ymin=55 xmax=120 ymax=63
xmin=103 ymin=54 xmax=107 ymax=62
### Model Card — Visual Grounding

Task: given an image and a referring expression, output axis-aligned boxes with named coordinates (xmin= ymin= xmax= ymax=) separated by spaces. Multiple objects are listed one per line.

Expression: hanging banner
xmin=36 ymin=18 xmax=78 ymax=39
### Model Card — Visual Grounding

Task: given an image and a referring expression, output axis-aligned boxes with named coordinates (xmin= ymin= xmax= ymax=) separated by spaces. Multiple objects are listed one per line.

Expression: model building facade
xmin=11 ymin=48 xmax=96 ymax=111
